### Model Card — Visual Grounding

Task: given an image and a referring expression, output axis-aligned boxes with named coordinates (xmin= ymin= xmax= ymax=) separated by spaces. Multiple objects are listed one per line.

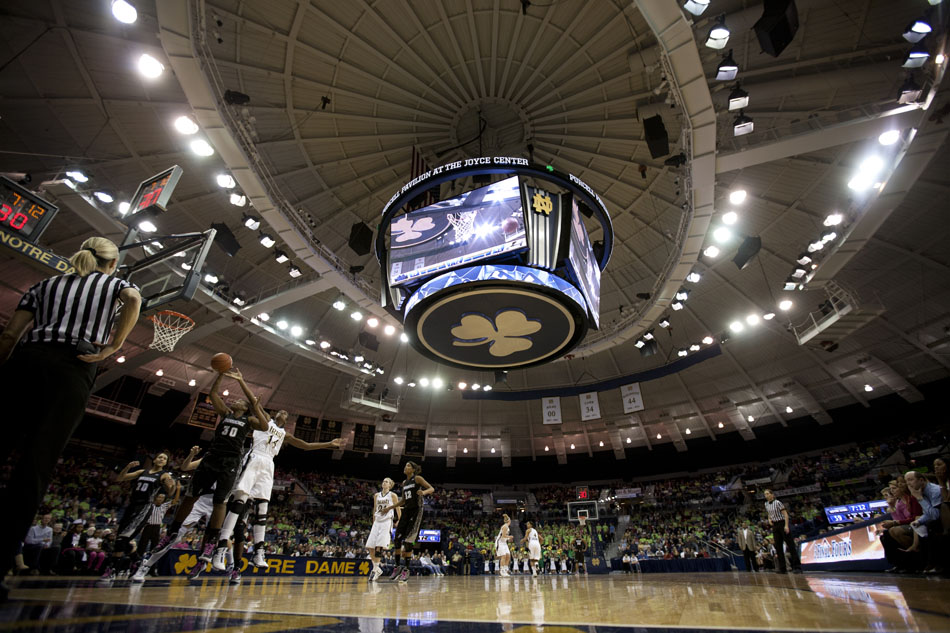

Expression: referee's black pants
xmin=770 ymin=520 xmax=801 ymax=573
xmin=0 ymin=344 xmax=97 ymax=576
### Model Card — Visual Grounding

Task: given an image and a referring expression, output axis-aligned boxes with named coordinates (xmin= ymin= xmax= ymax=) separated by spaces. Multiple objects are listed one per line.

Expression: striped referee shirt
xmin=17 ymin=272 xmax=134 ymax=346
xmin=765 ymin=498 xmax=786 ymax=522
xmin=147 ymin=500 xmax=173 ymax=526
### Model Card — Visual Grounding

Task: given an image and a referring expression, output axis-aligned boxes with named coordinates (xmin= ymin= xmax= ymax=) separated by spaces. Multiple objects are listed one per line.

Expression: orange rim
xmin=148 ymin=310 xmax=195 ymax=331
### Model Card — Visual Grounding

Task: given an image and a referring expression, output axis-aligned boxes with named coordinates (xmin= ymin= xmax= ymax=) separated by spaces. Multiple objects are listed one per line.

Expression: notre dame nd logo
xmin=532 ymin=191 xmax=553 ymax=216
xmin=592 ymin=558 xmax=600 ymax=566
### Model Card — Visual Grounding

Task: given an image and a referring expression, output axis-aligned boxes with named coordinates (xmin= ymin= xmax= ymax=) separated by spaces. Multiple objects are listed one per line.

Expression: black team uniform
xmin=100 ymin=467 xmax=169 ymax=578
xmin=390 ymin=475 xmax=424 ymax=581
xmin=573 ymin=535 xmax=587 ymax=574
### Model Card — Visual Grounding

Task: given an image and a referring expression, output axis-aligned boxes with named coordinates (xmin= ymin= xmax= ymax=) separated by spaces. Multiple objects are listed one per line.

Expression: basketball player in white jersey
xmin=366 ymin=478 xmax=400 ymax=581
xmin=211 ymin=408 xmax=341 ymax=578
xmin=494 ymin=514 xmax=512 ymax=577
xmin=521 ymin=521 xmax=542 ymax=576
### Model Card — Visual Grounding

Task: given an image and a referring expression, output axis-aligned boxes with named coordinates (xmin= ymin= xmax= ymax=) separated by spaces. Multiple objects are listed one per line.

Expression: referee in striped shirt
xmin=0 ymin=236 xmax=141 ymax=588
xmin=764 ymin=489 xmax=801 ymax=574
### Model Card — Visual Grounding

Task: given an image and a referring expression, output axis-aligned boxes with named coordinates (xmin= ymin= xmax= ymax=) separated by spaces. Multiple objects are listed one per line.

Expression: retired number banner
xmin=542 ymin=397 xmax=562 ymax=424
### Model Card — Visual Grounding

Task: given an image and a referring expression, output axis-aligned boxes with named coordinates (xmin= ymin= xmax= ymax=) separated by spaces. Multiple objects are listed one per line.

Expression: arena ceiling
xmin=0 ymin=0 xmax=948 ymax=461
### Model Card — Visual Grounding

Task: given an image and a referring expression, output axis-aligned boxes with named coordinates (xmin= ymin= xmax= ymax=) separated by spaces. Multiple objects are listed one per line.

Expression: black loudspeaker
xmin=348 ymin=222 xmax=374 ymax=256
xmin=754 ymin=0 xmax=799 ymax=58
xmin=358 ymin=331 xmax=380 ymax=352
xmin=210 ymin=222 xmax=241 ymax=256
xmin=642 ymin=115 xmax=670 ymax=159
xmin=733 ymin=236 xmax=762 ymax=270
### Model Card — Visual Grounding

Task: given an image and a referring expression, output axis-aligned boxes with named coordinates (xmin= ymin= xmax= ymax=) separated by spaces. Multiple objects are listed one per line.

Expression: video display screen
xmin=388 ymin=176 xmax=526 ymax=287
xmin=824 ymin=500 xmax=889 ymax=524
xmin=800 ymin=522 xmax=885 ymax=565
xmin=418 ymin=529 xmax=441 ymax=543
xmin=567 ymin=198 xmax=601 ymax=328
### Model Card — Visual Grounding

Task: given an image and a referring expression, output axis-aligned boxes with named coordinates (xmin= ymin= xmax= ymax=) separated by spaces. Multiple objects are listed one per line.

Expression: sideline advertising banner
xmin=800 ymin=519 xmax=886 ymax=571
xmin=161 ymin=551 xmax=370 ymax=577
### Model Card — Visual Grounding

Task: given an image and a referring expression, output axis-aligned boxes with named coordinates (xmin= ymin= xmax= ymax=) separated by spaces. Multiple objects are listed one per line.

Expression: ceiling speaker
xmin=348 ymin=221 xmax=374 ymax=256
xmin=754 ymin=0 xmax=799 ymax=57
xmin=733 ymin=236 xmax=762 ymax=270
xmin=210 ymin=222 xmax=241 ymax=257
xmin=642 ymin=115 xmax=670 ymax=159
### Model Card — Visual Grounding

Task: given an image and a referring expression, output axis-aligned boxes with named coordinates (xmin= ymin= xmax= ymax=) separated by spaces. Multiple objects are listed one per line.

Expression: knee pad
xmin=252 ymin=499 xmax=268 ymax=526
xmin=227 ymin=497 xmax=248 ymax=517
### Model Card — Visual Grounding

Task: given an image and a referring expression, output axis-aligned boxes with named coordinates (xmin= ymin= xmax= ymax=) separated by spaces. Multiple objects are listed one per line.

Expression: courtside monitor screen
xmin=567 ymin=198 xmax=601 ymax=328
xmin=388 ymin=176 xmax=526 ymax=287
xmin=824 ymin=500 xmax=889 ymax=524
xmin=418 ymin=529 xmax=441 ymax=543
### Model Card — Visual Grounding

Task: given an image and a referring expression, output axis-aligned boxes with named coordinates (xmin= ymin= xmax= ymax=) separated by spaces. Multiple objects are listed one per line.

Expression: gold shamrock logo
xmin=451 ymin=310 xmax=541 ymax=357
xmin=391 ymin=216 xmax=436 ymax=243
xmin=532 ymin=192 xmax=553 ymax=216
xmin=174 ymin=553 xmax=197 ymax=574
xmin=359 ymin=561 xmax=370 ymax=575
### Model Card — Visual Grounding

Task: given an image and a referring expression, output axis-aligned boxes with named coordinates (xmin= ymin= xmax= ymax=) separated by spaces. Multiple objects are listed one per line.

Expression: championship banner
xmin=405 ymin=428 xmax=426 ymax=456
xmin=319 ymin=419 xmax=343 ymax=442
xmin=579 ymin=392 xmax=601 ymax=421
xmin=521 ymin=183 xmax=565 ymax=271
xmin=187 ymin=392 xmax=218 ymax=429
xmin=294 ymin=416 xmax=318 ymax=442
xmin=542 ymin=397 xmax=562 ymax=424
xmin=161 ymin=550 xmax=370 ymax=577
xmin=352 ymin=423 xmax=376 ymax=452
xmin=620 ymin=383 xmax=645 ymax=413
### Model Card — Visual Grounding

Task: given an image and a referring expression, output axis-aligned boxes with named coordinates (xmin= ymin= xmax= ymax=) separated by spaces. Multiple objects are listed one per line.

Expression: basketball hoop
xmin=578 ymin=515 xmax=588 ymax=529
xmin=148 ymin=310 xmax=195 ymax=352
xmin=447 ymin=210 xmax=477 ymax=243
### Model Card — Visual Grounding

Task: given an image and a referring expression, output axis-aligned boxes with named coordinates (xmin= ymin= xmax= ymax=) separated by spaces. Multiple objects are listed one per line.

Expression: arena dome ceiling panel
xmin=0 ymin=0 xmax=948 ymax=457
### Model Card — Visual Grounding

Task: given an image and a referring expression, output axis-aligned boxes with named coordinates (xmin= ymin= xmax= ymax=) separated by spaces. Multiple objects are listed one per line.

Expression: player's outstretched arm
xmin=116 ymin=461 xmax=145 ymax=482
xmin=181 ymin=446 xmax=202 ymax=472
xmin=208 ymin=372 xmax=231 ymax=416
xmin=284 ymin=436 xmax=343 ymax=451
xmin=227 ymin=368 xmax=269 ymax=430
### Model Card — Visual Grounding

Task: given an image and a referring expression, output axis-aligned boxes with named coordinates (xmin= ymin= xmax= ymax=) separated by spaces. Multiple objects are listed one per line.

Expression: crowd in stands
xmin=5 ymin=426 xmax=947 ymax=577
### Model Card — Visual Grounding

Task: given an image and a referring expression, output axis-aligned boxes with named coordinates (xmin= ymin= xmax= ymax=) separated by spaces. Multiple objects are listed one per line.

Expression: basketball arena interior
xmin=1 ymin=0 xmax=949 ymax=632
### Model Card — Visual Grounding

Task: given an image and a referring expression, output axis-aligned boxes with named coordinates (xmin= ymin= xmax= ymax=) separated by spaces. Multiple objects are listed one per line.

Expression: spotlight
xmin=686 ymin=271 xmax=702 ymax=283
xmin=354 ymin=355 xmax=365 ymax=363
xmin=689 ymin=344 xmax=700 ymax=351
xmin=705 ymin=15 xmax=730 ymax=49
xmin=367 ymin=317 xmax=379 ymax=328
xmin=320 ymin=341 xmax=331 ymax=349
xmin=859 ymin=155 xmax=884 ymax=176
xmin=878 ymin=130 xmax=900 ymax=146
xmin=137 ymin=53 xmax=164 ymax=79
xmin=419 ymin=377 xmax=430 ymax=387
xmin=545 ymin=446 xmax=549 ymax=452
xmin=702 ymin=335 xmax=714 ymax=345
xmin=190 ymin=139 xmax=214 ymax=156
xmin=718 ymin=422 xmax=724 ymax=428
xmin=258 ymin=312 xmax=270 ymax=321
xmin=65 ymin=170 xmax=88 ymax=182
xmin=659 ymin=317 xmax=671 ymax=328
xmin=438 ymin=447 xmax=443 ymax=453
xmin=685 ymin=428 xmax=691 ymax=435
xmin=675 ymin=289 xmax=690 ymax=302
xmin=639 ymin=340 xmax=659 ymax=357
xmin=216 ymin=173 xmax=236 ymax=188
xmin=432 ymin=378 xmax=444 ymax=389
xmin=864 ymin=384 xmax=873 ymax=392
xmin=384 ymin=325 xmax=395 ymax=336
xmin=785 ymin=406 xmax=793 ymax=414
xmin=116 ymin=355 xmax=126 ymax=363
xmin=721 ymin=211 xmax=738 ymax=225
xmin=746 ymin=314 xmax=760 ymax=326
xmin=203 ymin=272 xmax=219 ymax=284
xmin=656 ymin=433 xmax=662 ymax=439
xmin=472 ymin=383 xmax=481 ymax=390
xmin=703 ymin=245 xmax=720 ymax=258
xmin=713 ymin=226 xmax=732 ymax=243
xmin=276 ymin=320 xmax=288 ymax=330
xmin=729 ymin=321 xmax=744 ymax=333
xmin=243 ymin=215 xmax=261 ymax=230
xmin=796 ymin=253 xmax=812 ymax=265
xmin=626 ymin=437 xmax=631 ymax=444
xmin=350 ymin=311 xmax=363 ymax=321
xmin=138 ymin=220 xmax=157 ymax=233
xmin=792 ymin=267 xmax=806 ymax=279
xmin=484 ymin=384 xmax=493 ymax=392
xmin=728 ymin=84 xmax=749 ymax=111
xmin=491 ymin=447 xmax=496 ymax=454
xmin=400 ymin=333 xmax=409 ymax=343
xmin=156 ymin=369 xmax=164 ymax=377
xmin=898 ymin=75 xmax=923 ymax=104
xmin=778 ymin=299 xmax=793 ymax=311
xmin=733 ymin=111 xmax=754 ymax=136
xmin=111 ymin=0 xmax=137 ymax=23
xmin=716 ymin=50 xmax=739 ymax=81
xmin=173 ymin=116 xmax=199 ymax=135
xmin=821 ymin=230 xmax=837 ymax=243
xmin=463 ymin=447 xmax=468 ymax=454
xmin=903 ymin=17 xmax=932 ymax=44
xmin=94 ymin=191 xmax=114 ymax=203
xmin=570 ymin=444 xmax=575 ymax=450
xmin=678 ymin=349 xmax=688 ymax=357
xmin=747 ymin=415 xmax=754 ymax=422
xmin=458 ymin=382 xmax=467 ymax=390
xmin=232 ymin=294 xmax=247 ymax=306
xmin=305 ymin=339 xmax=315 ymax=345
xmin=729 ymin=189 xmax=747 ymax=205
xmin=643 ymin=330 xmax=655 ymax=341
xmin=763 ymin=312 xmax=775 ymax=320
xmin=903 ymin=44 xmax=930 ymax=69
xmin=683 ymin=0 xmax=710 ymax=16
xmin=383 ymin=444 xmax=388 ymax=450
xmin=290 ymin=325 xmax=303 ymax=337
xmin=189 ymin=379 xmax=197 ymax=387
xmin=634 ymin=339 xmax=646 ymax=349
xmin=332 ymin=298 xmax=346 ymax=310
xmin=823 ymin=213 xmax=843 ymax=227
xmin=274 ymin=250 xmax=289 ymax=264
xmin=259 ymin=233 xmax=276 ymax=248
xmin=288 ymin=265 xmax=302 ymax=278
xmin=808 ymin=240 xmax=825 ymax=252
xmin=229 ymin=193 xmax=247 ymax=207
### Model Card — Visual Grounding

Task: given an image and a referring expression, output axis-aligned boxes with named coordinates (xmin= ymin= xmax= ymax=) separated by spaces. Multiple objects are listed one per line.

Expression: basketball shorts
xmin=393 ymin=507 xmax=423 ymax=545
xmin=183 ymin=494 xmax=214 ymax=529
xmin=234 ymin=453 xmax=275 ymax=500
xmin=117 ymin=502 xmax=151 ymax=541
xmin=189 ymin=455 xmax=240 ymax=504
xmin=365 ymin=520 xmax=393 ymax=550
xmin=496 ymin=541 xmax=510 ymax=557
xmin=528 ymin=542 xmax=542 ymax=559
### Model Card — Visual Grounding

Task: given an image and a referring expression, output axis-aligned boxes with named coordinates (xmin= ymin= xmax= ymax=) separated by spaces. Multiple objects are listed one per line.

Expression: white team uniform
xmin=365 ymin=491 xmax=396 ymax=549
xmin=233 ymin=420 xmax=285 ymax=500
xmin=184 ymin=493 xmax=214 ymax=529
xmin=527 ymin=528 xmax=542 ymax=559
xmin=495 ymin=525 xmax=510 ymax=557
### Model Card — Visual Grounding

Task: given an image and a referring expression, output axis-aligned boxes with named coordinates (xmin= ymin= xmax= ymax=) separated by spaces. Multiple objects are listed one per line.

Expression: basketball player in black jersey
xmin=572 ymin=529 xmax=588 ymax=575
xmin=379 ymin=461 xmax=434 ymax=582
xmin=98 ymin=451 xmax=182 ymax=582
xmin=145 ymin=368 xmax=269 ymax=575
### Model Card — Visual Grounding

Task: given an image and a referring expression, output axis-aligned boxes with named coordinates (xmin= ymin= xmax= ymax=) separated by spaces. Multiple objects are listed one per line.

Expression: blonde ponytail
xmin=69 ymin=237 xmax=119 ymax=276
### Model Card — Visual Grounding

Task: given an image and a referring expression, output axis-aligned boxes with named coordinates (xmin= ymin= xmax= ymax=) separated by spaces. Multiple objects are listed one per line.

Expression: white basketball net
xmin=447 ymin=210 xmax=477 ymax=243
xmin=148 ymin=311 xmax=195 ymax=352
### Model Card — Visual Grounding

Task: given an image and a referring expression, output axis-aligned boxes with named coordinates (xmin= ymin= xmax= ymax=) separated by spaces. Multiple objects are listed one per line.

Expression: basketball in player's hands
xmin=211 ymin=352 xmax=233 ymax=373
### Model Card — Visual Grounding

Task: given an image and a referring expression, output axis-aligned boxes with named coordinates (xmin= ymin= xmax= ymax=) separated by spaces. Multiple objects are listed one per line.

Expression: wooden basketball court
xmin=2 ymin=572 xmax=948 ymax=632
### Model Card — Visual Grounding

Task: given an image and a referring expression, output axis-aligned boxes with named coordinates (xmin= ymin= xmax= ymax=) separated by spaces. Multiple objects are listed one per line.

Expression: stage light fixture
xmin=733 ymin=111 xmax=754 ymax=136
xmin=785 ymin=406 xmax=793 ymax=414
xmin=383 ymin=324 xmax=396 ymax=336
xmin=483 ymin=385 xmax=492 ymax=391
xmin=259 ymin=233 xmax=276 ymax=248
xmin=686 ymin=271 xmax=702 ymax=283
xmin=242 ymin=214 xmax=261 ymax=230
xmin=659 ymin=317 xmax=671 ymax=328
xmin=400 ymin=333 xmax=409 ymax=343
xmin=491 ymin=447 xmax=496 ymax=454
xmin=808 ymin=240 xmax=825 ymax=252
xmin=545 ymin=446 xmax=550 ymax=451
xmin=116 ymin=356 xmax=126 ymax=363
xmin=716 ymin=50 xmax=739 ymax=81
xmin=690 ymin=344 xmax=700 ymax=351
xmin=937 ymin=54 xmax=946 ymax=64
xmin=138 ymin=220 xmax=157 ymax=233
xmin=290 ymin=325 xmax=303 ymax=337
xmin=821 ymin=230 xmax=837 ymax=243
xmin=94 ymin=191 xmax=114 ymax=203
xmin=702 ymin=335 xmax=714 ymax=345
xmin=384 ymin=444 xmax=389 ymax=450
xmin=276 ymin=320 xmax=288 ymax=330
xmin=65 ymin=170 xmax=88 ymax=182
xmin=332 ymin=298 xmax=346 ymax=310
xmin=223 ymin=90 xmax=251 ymax=106
xmin=367 ymin=317 xmax=379 ymax=328
xmin=823 ymin=213 xmax=843 ymax=227
xmin=763 ymin=312 xmax=775 ymax=320
xmin=864 ymin=384 xmax=873 ymax=392
xmin=746 ymin=314 xmax=760 ymax=326
xmin=190 ymin=139 xmax=214 ymax=156
xmin=683 ymin=0 xmax=710 ymax=16
xmin=626 ymin=437 xmax=631 ymax=444
xmin=232 ymin=294 xmax=246 ymax=306
xmin=779 ymin=299 xmax=793 ymax=311
xmin=656 ymin=433 xmax=662 ymax=440
xmin=718 ymin=422 xmax=724 ymax=428
xmin=643 ymin=330 xmax=655 ymax=341
xmin=458 ymin=382 xmax=467 ymax=390
xmin=796 ymin=254 xmax=812 ymax=266
xmin=419 ymin=378 xmax=430 ymax=387
xmin=257 ymin=312 xmax=270 ymax=321
xmin=898 ymin=76 xmax=923 ymax=104
xmin=188 ymin=379 xmax=197 ymax=387
xmin=438 ymin=447 xmax=443 ymax=453
xmin=634 ymin=339 xmax=646 ymax=349
xmin=137 ymin=53 xmax=164 ymax=79
xmin=112 ymin=0 xmax=137 ymax=23
xmin=685 ymin=428 xmax=691 ymax=435
xmin=878 ymin=130 xmax=900 ymax=146
xmin=229 ymin=193 xmax=247 ymax=207
xmin=203 ymin=272 xmax=219 ymax=284
xmin=394 ymin=376 xmax=404 ymax=384
xmin=472 ymin=383 xmax=481 ymax=390
xmin=729 ymin=321 xmax=744 ymax=333
xmin=173 ymin=116 xmax=198 ymax=135
xmin=350 ymin=311 xmax=363 ymax=321
xmin=704 ymin=245 xmax=720 ymax=258
xmin=747 ymin=415 xmax=754 ymax=422
xmin=320 ymin=340 xmax=331 ymax=349
xmin=792 ymin=267 xmax=806 ymax=279
xmin=274 ymin=250 xmax=289 ymax=264
xmin=154 ymin=369 xmax=164 ymax=377
xmin=859 ymin=155 xmax=884 ymax=175
xmin=713 ymin=226 xmax=732 ymax=243
xmin=570 ymin=444 xmax=575 ymax=450
xmin=903 ymin=44 xmax=930 ymax=68
xmin=705 ymin=15 xmax=730 ymax=49
xmin=903 ymin=17 xmax=932 ymax=43
xmin=216 ymin=173 xmax=235 ymax=188
xmin=305 ymin=339 xmax=315 ymax=346
xmin=288 ymin=265 xmax=302 ymax=278
xmin=678 ymin=349 xmax=688 ymax=357
xmin=675 ymin=289 xmax=690 ymax=301
xmin=721 ymin=211 xmax=738 ymax=225
xmin=728 ymin=84 xmax=749 ymax=111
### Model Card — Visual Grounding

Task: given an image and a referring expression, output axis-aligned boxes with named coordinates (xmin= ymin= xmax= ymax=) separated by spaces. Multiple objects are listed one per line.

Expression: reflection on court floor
xmin=2 ymin=573 xmax=949 ymax=633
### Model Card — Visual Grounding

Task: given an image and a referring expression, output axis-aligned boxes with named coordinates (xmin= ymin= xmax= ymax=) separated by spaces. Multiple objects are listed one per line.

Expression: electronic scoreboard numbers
xmin=127 ymin=165 xmax=183 ymax=217
xmin=0 ymin=176 xmax=59 ymax=243
xmin=576 ymin=486 xmax=589 ymax=500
